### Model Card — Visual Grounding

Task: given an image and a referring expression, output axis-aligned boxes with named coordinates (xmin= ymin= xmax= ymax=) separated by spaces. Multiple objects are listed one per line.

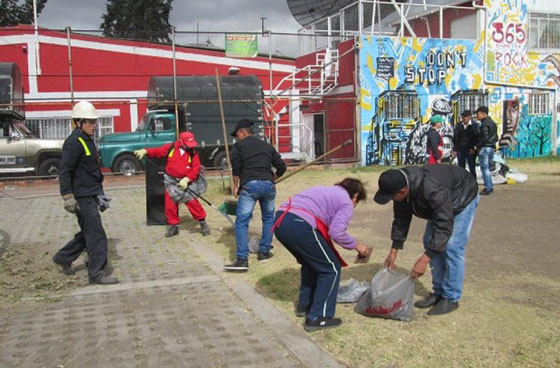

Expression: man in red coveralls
xmin=135 ymin=132 xmax=210 ymax=237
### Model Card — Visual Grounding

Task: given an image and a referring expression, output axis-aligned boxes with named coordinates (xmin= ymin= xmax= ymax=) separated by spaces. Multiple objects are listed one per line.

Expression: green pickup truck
xmin=98 ymin=75 xmax=265 ymax=173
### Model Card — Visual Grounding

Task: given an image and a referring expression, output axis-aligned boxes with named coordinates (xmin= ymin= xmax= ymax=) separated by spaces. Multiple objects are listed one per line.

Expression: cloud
xmin=38 ymin=0 xmax=302 ymax=56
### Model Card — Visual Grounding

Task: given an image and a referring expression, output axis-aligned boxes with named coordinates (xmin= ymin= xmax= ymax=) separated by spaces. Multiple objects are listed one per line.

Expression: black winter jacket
xmin=476 ymin=116 xmax=498 ymax=148
xmin=231 ymin=135 xmax=286 ymax=188
xmin=390 ymin=165 xmax=478 ymax=258
xmin=59 ymin=128 xmax=104 ymax=198
xmin=453 ymin=122 xmax=478 ymax=152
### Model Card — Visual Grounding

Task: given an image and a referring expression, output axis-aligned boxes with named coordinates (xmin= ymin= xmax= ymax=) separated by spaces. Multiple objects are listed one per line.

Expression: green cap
xmin=430 ymin=114 xmax=444 ymax=124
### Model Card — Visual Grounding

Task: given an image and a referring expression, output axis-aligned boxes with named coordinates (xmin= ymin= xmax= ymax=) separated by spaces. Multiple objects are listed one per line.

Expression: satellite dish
xmin=287 ymin=0 xmax=357 ymax=27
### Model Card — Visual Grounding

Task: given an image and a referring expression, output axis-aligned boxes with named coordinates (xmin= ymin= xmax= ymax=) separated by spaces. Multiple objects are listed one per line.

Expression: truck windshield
xmin=136 ymin=114 xmax=148 ymax=132
xmin=13 ymin=122 xmax=35 ymax=138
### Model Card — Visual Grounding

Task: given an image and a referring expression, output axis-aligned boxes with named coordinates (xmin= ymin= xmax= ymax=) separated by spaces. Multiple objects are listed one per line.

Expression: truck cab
xmin=98 ymin=110 xmax=175 ymax=174
xmin=0 ymin=119 xmax=63 ymax=176
xmin=99 ymin=75 xmax=266 ymax=174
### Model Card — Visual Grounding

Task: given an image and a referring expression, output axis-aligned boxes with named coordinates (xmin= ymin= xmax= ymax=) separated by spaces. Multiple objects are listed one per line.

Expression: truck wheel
xmin=213 ymin=151 xmax=228 ymax=169
xmin=113 ymin=154 xmax=142 ymax=174
xmin=38 ymin=157 xmax=61 ymax=176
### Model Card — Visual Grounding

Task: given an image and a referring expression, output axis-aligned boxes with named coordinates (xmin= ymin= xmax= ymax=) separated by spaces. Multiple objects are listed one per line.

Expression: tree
xmin=0 ymin=0 xmax=48 ymax=26
xmin=101 ymin=0 xmax=173 ymax=43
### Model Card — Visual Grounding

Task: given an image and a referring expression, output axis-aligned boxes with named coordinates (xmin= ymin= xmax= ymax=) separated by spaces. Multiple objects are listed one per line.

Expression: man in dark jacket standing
xmin=474 ymin=106 xmax=498 ymax=195
xmin=374 ymin=165 xmax=479 ymax=315
xmin=53 ymin=101 xmax=119 ymax=285
xmin=224 ymin=119 xmax=286 ymax=272
xmin=453 ymin=110 xmax=478 ymax=178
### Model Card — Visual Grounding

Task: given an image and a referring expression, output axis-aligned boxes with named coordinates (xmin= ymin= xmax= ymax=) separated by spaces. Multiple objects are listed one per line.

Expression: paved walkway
xmin=0 ymin=185 xmax=344 ymax=368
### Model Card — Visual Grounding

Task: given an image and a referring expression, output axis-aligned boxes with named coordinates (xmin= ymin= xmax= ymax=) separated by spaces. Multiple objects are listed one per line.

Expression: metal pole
xmin=196 ymin=17 xmax=199 ymax=45
xmin=215 ymin=69 xmax=235 ymax=193
xmin=172 ymin=27 xmax=180 ymax=139
xmin=66 ymin=26 xmax=74 ymax=105
xmin=371 ymin=0 xmax=376 ymax=38
xmin=439 ymin=6 xmax=443 ymax=38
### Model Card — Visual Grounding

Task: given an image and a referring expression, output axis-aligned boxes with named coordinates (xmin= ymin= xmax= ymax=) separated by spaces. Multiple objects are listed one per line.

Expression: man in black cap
xmin=453 ymin=110 xmax=478 ymax=177
xmin=224 ymin=119 xmax=286 ymax=272
xmin=374 ymin=165 xmax=479 ymax=315
xmin=474 ymin=106 xmax=498 ymax=195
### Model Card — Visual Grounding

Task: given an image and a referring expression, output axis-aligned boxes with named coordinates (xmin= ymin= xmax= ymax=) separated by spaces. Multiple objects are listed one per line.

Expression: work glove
xmin=62 ymin=194 xmax=79 ymax=214
xmin=97 ymin=194 xmax=112 ymax=212
xmin=134 ymin=149 xmax=147 ymax=160
xmin=178 ymin=177 xmax=190 ymax=190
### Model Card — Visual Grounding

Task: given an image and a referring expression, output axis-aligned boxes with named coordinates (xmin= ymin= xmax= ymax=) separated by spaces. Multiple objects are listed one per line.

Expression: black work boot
xmin=304 ymin=317 xmax=342 ymax=332
xmin=52 ymin=255 xmax=75 ymax=275
xmin=414 ymin=293 xmax=442 ymax=309
xmin=427 ymin=299 xmax=459 ymax=316
xmin=295 ymin=303 xmax=310 ymax=318
xmin=223 ymin=258 xmax=248 ymax=272
xmin=90 ymin=275 xmax=120 ymax=285
xmin=257 ymin=251 xmax=273 ymax=262
xmin=165 ymin=225 xmax=179 ymax=237
xmin=199 ymin=220 xmax=211 ymax=236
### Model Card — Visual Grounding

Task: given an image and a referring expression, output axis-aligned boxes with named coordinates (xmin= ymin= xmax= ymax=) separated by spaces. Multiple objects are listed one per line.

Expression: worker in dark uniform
xmin=52 ymin=101 xmax=119 ymax=285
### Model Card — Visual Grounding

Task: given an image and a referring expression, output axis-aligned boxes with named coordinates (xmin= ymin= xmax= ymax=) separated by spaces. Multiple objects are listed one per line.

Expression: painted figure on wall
xmin=499 ymin=98 xmax=520 ymax=149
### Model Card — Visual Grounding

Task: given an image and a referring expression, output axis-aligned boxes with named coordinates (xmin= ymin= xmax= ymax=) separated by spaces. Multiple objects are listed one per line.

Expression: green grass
xmin=199 ymin=163 xmax=560 ymax=368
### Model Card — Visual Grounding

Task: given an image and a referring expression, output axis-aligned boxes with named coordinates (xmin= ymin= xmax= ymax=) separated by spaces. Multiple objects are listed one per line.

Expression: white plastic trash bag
xmin=354 ymin=268 xmax=415 ymax=322
xmin=337 ymin=278 xmax=369 ymax=303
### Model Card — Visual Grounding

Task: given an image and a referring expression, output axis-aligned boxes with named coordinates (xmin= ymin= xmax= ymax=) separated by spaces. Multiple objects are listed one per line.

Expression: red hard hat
xmin=179 ymin=131 xmax=198 ymax=148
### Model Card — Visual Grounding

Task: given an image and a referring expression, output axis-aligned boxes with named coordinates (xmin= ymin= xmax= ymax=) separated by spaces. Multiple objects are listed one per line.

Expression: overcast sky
xmin=38 ymin=0 xmax=303 ymax=56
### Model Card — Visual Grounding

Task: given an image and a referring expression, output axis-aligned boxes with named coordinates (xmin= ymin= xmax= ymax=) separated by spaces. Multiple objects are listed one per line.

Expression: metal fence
xmin=299 ymin=0 xmax=479 ymax=54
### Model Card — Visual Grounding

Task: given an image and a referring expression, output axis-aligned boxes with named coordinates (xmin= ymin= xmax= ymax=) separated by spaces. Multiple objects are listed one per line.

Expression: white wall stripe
xmin=25 ymin=109 xmax=121 ymax=118
xmin=129 ymin=99 xmax=138 ymax=131
xmin=0 ymin=34 xmax=294 ymax=73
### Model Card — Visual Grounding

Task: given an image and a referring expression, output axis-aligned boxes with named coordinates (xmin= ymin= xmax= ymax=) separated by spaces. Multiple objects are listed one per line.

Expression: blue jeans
xmin=478 ymin=147 xmax=494 ymax=191
xmin=235 ymin=180 xmax=276 ymax=260
xmin=423 ymin=195 xmax=479 ymax=302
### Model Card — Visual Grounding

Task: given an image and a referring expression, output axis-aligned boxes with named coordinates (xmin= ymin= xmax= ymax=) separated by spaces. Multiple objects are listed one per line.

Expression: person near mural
xmin=224 ymin=119 xmax=286 ymax=272
xmin=374 ymin=165 xmax=479 ymax=315
xmin=134 ymin=132 xmax=210 ymax=237
xmin=474 ymin=106 xmax=498 ymax=195
xmin=426 ymin=115 xmax=444 ymax=164
xmin=273 ymin=178 xmax=372 ymax=331
xmin=53 ymin=101 xmax=119 ymax=285
xmin=453 ymin=110 xmax=478 ymax=178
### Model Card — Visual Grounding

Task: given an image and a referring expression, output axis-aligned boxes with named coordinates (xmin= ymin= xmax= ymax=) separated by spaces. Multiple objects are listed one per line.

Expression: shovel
xmin=184 ymin=186 xmax=235 ymax=226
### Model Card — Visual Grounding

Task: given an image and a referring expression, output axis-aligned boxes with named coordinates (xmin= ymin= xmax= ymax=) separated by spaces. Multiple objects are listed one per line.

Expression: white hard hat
xmin=72 ymin=101 xmax=98 ymax=119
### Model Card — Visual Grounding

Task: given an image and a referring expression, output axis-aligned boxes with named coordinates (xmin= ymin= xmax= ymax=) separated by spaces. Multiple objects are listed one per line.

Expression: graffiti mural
xmin=486 ymin=0 xmax=558 ymax=154
xmin=360 ymin=36 xmax=484 ymax=165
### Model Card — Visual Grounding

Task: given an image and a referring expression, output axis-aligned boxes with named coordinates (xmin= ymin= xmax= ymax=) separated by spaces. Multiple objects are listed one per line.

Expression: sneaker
xmin=414 ymin=293 xmax=442 ymax=309
xmin=480 ymin=188 xmax=493 ymax=195
xmin=199 ymin=221 xmax=211 ymax=236
xmin=165 ymin=225 xmax=179 ymax=237
xmin=304 ymin=317 xmax=342 ymax=332
xmin=295 ymin=303 xmax=310 ymax=318
xmin=223 ymin=258 xmax=248 ymax=272
xmin=427 ymin=299 xmax=459 ymax=316
xmin=89 ymin=275 xmax=120 ymax=285
xmin=52 ymin=255 xmax=75 ymax=275
xmin=257 ymin=251 xmax=273 ymax=262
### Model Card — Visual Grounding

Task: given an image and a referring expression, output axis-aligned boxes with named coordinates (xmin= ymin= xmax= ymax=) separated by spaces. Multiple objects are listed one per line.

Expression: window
xmin=528 ymin=93 xmax=550 ymax=115
xmin=529 ymin=12 xmax=560 ymax=49
xmin=26 ymin=116 xmax=114 ymax=141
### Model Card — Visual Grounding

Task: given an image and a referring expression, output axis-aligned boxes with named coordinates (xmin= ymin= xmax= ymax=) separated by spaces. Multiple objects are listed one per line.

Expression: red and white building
xmin=0 ymin=26 xmax=295 ymax=146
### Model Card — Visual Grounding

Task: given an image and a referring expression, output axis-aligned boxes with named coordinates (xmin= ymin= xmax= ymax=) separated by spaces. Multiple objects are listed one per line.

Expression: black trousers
xmin=457 ymin=150 xmax=477 ymax=178
xmin=273 ymin=212 xmax=341 ymax=320
xmin=55 ymin=196 xmax=108 ymax=282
